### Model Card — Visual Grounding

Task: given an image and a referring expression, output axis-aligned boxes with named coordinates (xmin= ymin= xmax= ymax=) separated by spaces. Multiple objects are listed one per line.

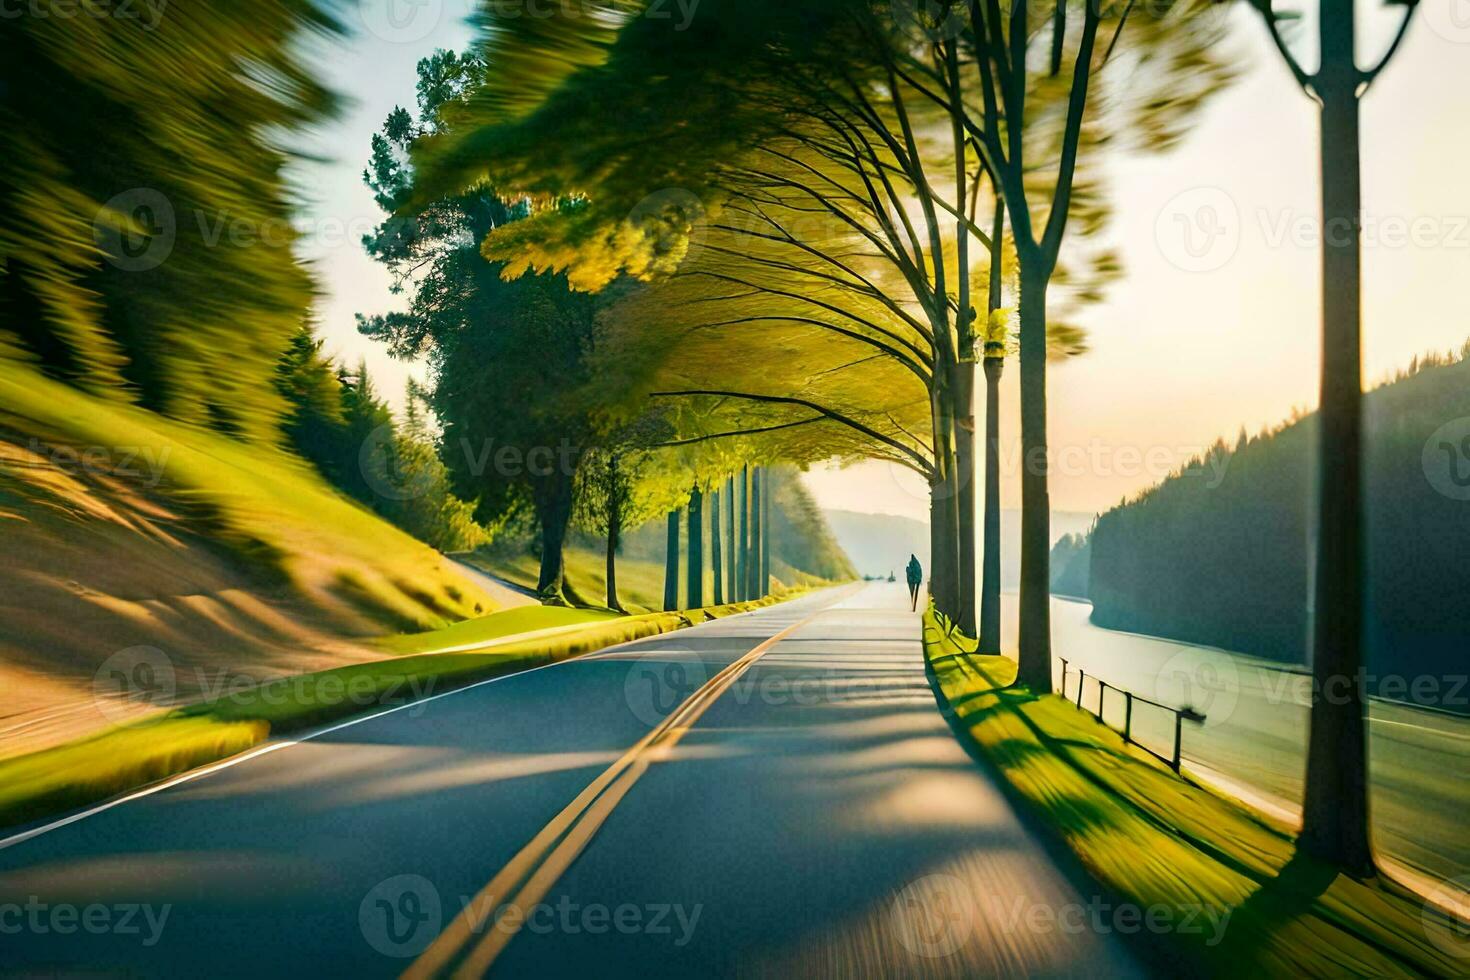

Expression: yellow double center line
xmin=403 ymin=612 xmax=818 ymax=979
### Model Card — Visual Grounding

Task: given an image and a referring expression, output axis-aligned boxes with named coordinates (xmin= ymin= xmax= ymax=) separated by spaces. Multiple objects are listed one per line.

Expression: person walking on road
xmin=905 ymin=554 xmax=922 ymax=611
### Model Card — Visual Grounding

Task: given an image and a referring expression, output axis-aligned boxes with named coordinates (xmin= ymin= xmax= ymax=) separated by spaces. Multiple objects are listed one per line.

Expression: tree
xmin=579 ymin=451 xmax=634 ymax=611
xmin=979 ymin=308 xmax=1012 ymax=654
xmin=0 ymin=1 xmax=342 ymax=440
xmin=664 ymin=508 xmax=682 ymax=610
xmin=357 ymin=50 xmax=609 ymax=602
xmin=576 ymin=411 xmax=676 ymax=611
xmin=725 ymin=475 xmax=739 ymax=600
xmin=1246 ymin=0 xmax=1418 ymax=877
xmin=275 ymin=335 xmax=486 ymax=552
xmin=956 ymin=0 xmax=1229 ymax=688
xmin=687 ymin=485 xmax=706 ymax=607
xmin=413 ymin=0 xmax=1210 ymax=632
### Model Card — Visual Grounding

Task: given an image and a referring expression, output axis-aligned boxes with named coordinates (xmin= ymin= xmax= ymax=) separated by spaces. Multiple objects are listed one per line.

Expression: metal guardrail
xmin=1058 ymin=658 xmax=1206 ymax=772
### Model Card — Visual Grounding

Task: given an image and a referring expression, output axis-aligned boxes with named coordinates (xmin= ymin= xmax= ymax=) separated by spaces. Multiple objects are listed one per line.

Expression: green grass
xmin=0 ymin=590 xmax=803 ymax=832
xmin=375 ymin=605 xmax=622 ymax=656
xmin=464 ymin=546 xmax=670 ymax=612
xmin=921 ymin=610 xmax=1464 ymax=977
xmin=0 ymin=360 xmax=492 ymax=631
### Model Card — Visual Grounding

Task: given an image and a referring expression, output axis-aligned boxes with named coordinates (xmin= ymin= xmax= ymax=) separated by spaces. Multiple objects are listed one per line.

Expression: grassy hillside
xmin=463 ymin=547 xmax=672 ymax=613
xmin=1087 ymin=347 xmax=1470 ymax=702
xmin=0 ymin=360 xmax=496 ymax=755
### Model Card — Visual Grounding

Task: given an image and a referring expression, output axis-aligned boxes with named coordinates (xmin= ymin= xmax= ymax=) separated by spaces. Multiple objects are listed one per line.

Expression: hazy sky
xmin=297 ymin=2 xmax=1470 ymax=523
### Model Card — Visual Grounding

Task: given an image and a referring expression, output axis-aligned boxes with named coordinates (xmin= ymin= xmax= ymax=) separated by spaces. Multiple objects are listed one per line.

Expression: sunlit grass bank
xmin=921 ymin=610 xmax=1463 ymax=976
xmin=0 ymin=360 xmax=492 ymax=632
xmin=375 ymin=605 xmax=622 ymax=656
xmin=0 ymin=591 xmax=804 ymax=833
xmin=463 ymin=546 xmax=671 ymax=612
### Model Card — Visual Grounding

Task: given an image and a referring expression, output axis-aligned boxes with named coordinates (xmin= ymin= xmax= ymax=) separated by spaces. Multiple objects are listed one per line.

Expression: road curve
xmin=0 ymin=583 xmax=1141 ymax=978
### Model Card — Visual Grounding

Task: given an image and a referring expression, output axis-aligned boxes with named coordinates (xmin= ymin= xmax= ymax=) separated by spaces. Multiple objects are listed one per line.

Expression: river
xmin=999 ymin=594 xmax=1470 ymax=892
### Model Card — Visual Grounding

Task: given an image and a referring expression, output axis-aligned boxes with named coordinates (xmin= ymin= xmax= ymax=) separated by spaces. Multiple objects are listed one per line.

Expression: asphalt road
xmin=0 ymin=583 xmax=1141 ymax=979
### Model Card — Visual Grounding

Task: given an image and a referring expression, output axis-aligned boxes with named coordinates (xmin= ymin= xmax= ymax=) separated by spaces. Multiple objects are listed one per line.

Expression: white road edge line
xmin=0 ymin=588 xmax=846 ymax=852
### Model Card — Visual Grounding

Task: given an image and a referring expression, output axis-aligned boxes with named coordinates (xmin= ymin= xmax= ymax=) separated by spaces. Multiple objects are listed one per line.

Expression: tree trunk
xmin=748 ymin=467 xmax=763 ymax=599
xmin=606 ymin=460 xmax=623 ymax=613
xmin=760 ymin=469 xmax=771 ymax=596
xmin=979 ymin=191 xmax=1007 ymax=654
xmin=1015 ymin=253 xmax=1052 ymax=691
xmin=953 ymin=361 xmax=978 ymax=636
xmin=663 ymin=508 xmax=680 ymax=611
xmin=534 ymin=473 xmax=573 ymax=603
xmin=1299 ymin=0 xmax=1373 ymax=877
xmin=736 ymin=467 xmax=749 ymax=602
xmin=980 ymin=356 xmax=1004 ymax=653
xmin=928 ymin=380 xmax=962 ymax=621
xmin=710 ymin=488 xmax=724 ymax=605
xmin=725 ymin=476 xmax=738 ymax=601
xmin=686 ymin=486 xmax=704 ymax=609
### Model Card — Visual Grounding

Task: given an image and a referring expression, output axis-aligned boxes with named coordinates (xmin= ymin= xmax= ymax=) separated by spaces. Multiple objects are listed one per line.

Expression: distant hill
xmin=824 ymin=510 xmax=929 ymax=580
xmin=1085 ymin=344 xmax=1470 ymax=706
xmin=825 ymin=507 xmax=1096 ymax=586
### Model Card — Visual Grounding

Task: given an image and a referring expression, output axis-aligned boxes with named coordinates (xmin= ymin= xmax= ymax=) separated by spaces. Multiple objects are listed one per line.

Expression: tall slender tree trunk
xmin=725 ymin=476 xmax=738 ymax=601
xmin=979 ymin=192 xmax=1007 ymax=654
xmin=663 ymin=508 xmax=681 ymax=611
xmin=748 ymin=468 xmax=763 ymax=599
xmin=760 ymin=471 xmax=771 ymax=595
xmin=1015 ymin=253 xmax=1053 ymax=691
xmin=736 ymin=466 xmax=749 ymax=602
xmin=606 ymin=459 xmax=623 ymax=613
xmin=953 ymin=362 xmax=978 ymax=635
xmin=980 ymin=356 xmax=1004 ymax=653
xmin=534 ymin=473 xmax=573 ymax=603
xmin=928 ymin=368 xmax=962 ymax=621
xmin=928 ymin=481 xmax=958 ymax=616
xmin=947 ymin=39 xmax=977 ymax=637
xmin=1299 ymin=0 xmax=1372 ymax=877
xmin=710 ymin=487 xmax=724 ymax=605
xmin=687 ymin=486 xmax=704 ymax=609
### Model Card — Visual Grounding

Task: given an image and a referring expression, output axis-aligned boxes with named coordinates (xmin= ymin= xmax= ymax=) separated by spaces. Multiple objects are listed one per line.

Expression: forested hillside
xmin=1088 ymin=346 xmax=1470 ymax=698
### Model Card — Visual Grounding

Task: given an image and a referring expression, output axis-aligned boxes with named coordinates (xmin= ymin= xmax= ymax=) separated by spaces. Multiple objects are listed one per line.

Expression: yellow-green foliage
xmin=0 ymin=0 xmax=340 ymax=439
xmin=921 ymin=611 xmax=1463 ymax=978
